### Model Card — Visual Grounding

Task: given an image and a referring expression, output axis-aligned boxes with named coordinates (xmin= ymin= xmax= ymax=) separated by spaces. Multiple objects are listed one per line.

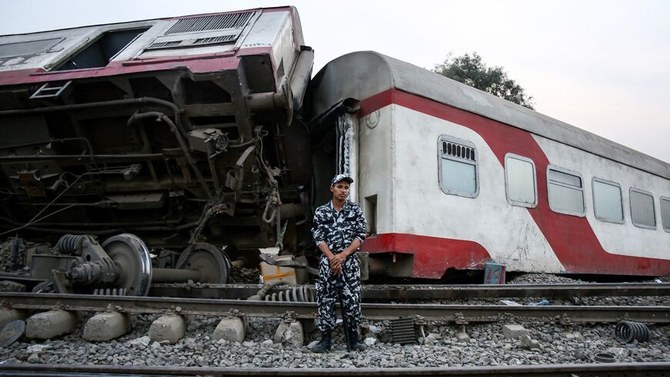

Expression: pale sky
xmin=2 ymin=0 xmax=669 ymax=163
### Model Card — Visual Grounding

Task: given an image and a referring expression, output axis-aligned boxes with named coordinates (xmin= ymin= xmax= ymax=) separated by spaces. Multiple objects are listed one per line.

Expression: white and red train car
xmin=306 ymin=51 xmax=670 ymax=279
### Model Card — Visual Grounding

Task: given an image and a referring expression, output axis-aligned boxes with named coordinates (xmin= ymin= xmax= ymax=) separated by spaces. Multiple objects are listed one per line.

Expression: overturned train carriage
xmin=0 ymin=7 xmax=315 ymax=294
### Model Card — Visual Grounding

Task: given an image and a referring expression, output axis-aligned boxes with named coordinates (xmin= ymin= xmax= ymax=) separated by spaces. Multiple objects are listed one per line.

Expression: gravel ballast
xmin=1 ymin=273 xmax=668 ymax=368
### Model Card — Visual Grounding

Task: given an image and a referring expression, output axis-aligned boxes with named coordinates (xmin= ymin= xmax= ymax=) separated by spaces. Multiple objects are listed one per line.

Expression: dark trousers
xmin=315 ymin=254 xmax=362 ymax=332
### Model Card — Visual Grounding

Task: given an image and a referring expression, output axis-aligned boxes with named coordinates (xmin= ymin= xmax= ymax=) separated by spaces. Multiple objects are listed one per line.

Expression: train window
xmin=592 ymin=178 xmax=624 ymax=223
xmin=438 ymin=136 xmax=478 ymax=198
xmin=661 ymin=197 xmax=670 ymax=232
xmin=55 ymin=28 xmax=149 ymax=71
xmin=630 ymin=188 xmax=656 ymax=229
xmin=547 ymin=166 xmax=585 ymax=216
xmin=504 ymin=154 xmax=537 ymax=207
xmin=0 ymin=38 xmax=63 ymax=59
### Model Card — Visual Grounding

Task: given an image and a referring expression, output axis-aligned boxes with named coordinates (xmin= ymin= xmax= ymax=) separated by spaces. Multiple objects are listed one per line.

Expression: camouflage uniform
xmin=311 ymin=200 xmax=367 ymax=332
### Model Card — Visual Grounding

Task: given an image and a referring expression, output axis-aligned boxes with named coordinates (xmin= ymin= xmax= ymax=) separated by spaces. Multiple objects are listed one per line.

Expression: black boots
xmin=347 ymin=327 xmax=367 ymax=351
xmin=311 ymin=331 xmax=332 ymax=353
xmin=311 ymin=328 xmax=366 ymax=352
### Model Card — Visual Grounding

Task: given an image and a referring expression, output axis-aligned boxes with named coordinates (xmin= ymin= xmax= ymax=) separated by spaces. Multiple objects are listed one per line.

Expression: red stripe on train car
xmin=363 ymin=233 xmax=490 ymax=279
xmin=359 ymin=88 xmax=670 ymax=277
xmin=0 ymin=47 xmax=273 ymax=86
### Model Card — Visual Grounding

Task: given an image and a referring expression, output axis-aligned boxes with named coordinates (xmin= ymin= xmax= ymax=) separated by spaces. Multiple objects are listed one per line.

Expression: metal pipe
xmin=0 ymin=217 xmax=184 ymax=227
xmin=0 ymin=97 xmax=187 ymax=137
xmin=247 ymin=91 xmax=285 ymax=112
xmin=0 ymin=218 xmax=201 ymax=234
xmin=343 ymin=113 xmax=359 ymax=203
xmin=0 ymin=153 xmax=165 ymax=161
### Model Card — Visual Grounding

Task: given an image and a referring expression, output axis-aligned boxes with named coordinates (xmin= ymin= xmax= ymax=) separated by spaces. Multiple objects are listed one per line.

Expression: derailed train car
xmin=0 ymin=7 xmax=315 ymax=294
xmin=0 ymin=7 xmax=669 ymax=296
xmin=306 ymin=51 xmax=670 ymax=280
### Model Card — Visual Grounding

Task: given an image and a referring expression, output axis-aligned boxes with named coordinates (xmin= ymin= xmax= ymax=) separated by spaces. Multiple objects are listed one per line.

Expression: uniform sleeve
xmin=311 ymin=207 xmax=327 ymax=246
xmin=353 ymin=203 xmax=367 ymax=243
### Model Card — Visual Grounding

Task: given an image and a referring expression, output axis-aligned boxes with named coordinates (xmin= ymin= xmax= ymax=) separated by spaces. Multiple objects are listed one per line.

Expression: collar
xmin=328 ymin=199 xmax=351 ymax=212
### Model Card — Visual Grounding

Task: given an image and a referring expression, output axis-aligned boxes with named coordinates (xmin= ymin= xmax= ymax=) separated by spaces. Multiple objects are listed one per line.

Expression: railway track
xmin=148 ymin=282 xmax=670 ymax=300
xmin=1 ymin=292 xmax=669 ymax=324
xmin=1 ymin=362 xmax=670 ymax=376
xmin=1 ymin=283 xmax=668 ymax=373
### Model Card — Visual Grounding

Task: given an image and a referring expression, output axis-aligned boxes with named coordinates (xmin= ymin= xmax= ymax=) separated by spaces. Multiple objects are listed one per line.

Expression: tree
xmin=434 ymin=52 xmax=534 ymax=109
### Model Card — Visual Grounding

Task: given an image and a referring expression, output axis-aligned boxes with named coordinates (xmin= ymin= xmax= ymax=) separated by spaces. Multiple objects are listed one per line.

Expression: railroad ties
xmin=0 ymin=282 xmax=668 ymax=344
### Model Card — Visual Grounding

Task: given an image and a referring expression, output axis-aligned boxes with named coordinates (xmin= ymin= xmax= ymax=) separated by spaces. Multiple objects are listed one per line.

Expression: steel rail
xmin=1 ymin=362 xmax=670 ymax=377
xmin=148 ymin=282 xmax=670 ymax=300
xmin=1 ymin=293 xmax=669 ymax=323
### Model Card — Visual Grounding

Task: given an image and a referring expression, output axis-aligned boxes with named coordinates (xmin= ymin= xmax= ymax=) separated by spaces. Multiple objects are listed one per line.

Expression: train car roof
xmin=0 ymin=6 xmax=293 ymax=36
xmin=0 ymin=6 xmax=303 ymax=81
xmin=310 ymin=51 xmax=670 ymax=180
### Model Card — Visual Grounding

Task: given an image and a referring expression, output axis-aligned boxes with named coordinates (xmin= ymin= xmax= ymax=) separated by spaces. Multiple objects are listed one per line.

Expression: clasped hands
xmin=328 ymin=252 xmax=346 ymax=276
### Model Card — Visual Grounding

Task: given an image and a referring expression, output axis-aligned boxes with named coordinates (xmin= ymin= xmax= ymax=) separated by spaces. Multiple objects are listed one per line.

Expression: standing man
xmin=310 ymin=174 xmax=367 ymax=352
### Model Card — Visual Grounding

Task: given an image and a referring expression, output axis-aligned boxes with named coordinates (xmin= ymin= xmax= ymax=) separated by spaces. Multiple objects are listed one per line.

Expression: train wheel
xmin=176 ymin=243 xmax=230 ymax=284
xmin=101 ymin=233 xmax=153 ymax=296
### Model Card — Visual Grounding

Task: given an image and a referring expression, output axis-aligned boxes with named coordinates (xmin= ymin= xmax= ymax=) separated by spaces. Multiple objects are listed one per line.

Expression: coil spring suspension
xmin=55 ymin=234 xmax=87 ymax=254
xmin=93 ymin=288 xmax=128 ymax=296
xmin=614 ymin=320 xmax=650 ymax=343
xmin=248 ymin=281 xmax=315 ymax=302
xmin=264 ymin=285 xmax=315 ymax=302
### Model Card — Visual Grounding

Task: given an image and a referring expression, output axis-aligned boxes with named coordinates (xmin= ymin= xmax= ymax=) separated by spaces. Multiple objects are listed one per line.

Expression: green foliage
xmin=434 ymin=52 xmax=534 ymax=109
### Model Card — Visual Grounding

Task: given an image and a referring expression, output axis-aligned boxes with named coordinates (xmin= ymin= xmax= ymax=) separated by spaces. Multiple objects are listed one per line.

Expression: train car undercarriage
xmin=0 ymin=40 xmax=316 ymax=294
